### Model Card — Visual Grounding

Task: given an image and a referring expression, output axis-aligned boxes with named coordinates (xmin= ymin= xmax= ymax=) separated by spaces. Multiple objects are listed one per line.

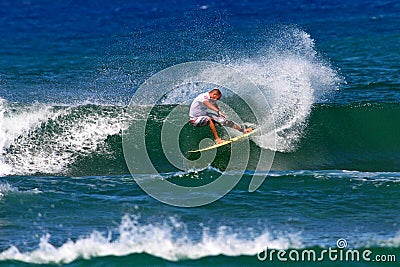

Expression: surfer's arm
xmin=217 ymin=110 xmax=227 ymax=118
xmin=203 ymin=100 xmax=223 ymax=115
xmin=203 ymin=100 xmax=227 ymax=118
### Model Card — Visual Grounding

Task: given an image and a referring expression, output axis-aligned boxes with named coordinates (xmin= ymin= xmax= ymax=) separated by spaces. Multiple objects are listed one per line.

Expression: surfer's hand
xmin=218 ymin=110 xmax=227 ymax=118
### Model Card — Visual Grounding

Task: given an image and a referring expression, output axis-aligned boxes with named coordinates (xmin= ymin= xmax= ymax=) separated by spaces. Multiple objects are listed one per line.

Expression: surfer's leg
xmin=208 ymin=114 xmax=252 ymax=134
xmin=191 ymin=116 xmax=226 ymax=144
xmin=208 ymin=118 xmax=226 ymax=144
xmin=217 ymin=118 xmax=253 ymax=134
xmin=230 ymin=122 xmax=252 ymax=133
xmin=226 ymin=121 xmax=244 ymax=132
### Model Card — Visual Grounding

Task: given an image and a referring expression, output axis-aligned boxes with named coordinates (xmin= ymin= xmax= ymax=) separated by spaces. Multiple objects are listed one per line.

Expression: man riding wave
xmin=189 ymin=88 xmax=252 ymax=144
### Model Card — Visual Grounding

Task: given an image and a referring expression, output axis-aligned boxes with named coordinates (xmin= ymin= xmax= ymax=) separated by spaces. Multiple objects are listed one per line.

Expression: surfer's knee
xmin=224 ymin=120 xmax=234 ymax=127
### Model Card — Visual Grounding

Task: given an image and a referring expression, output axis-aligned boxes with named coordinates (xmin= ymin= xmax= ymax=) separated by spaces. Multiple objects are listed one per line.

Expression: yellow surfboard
xmin=188 ymin=129 xmax=259 ymax=153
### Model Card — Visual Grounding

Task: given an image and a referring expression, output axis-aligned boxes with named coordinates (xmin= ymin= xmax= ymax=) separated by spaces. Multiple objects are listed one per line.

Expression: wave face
xmin=272 ymin=103 xmax=400 ymax=171
xmin=1 ymin=101 xmax=399 ymax=176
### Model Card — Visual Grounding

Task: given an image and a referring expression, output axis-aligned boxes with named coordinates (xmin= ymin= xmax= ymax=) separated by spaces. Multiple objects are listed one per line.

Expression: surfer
xmin=189 ymin=89 xmax=252 ymax=144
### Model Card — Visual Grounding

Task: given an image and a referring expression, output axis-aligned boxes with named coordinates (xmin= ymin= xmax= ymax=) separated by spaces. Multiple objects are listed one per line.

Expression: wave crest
xmin=231 ymin=27 xmax=342 ymax=151
xmin=0 ymin=215 xmax=302 ymax=264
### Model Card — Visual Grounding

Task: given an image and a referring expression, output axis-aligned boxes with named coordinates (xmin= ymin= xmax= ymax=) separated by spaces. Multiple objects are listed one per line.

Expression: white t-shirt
xmin=189 ymin=92 xmax=212 ymax=119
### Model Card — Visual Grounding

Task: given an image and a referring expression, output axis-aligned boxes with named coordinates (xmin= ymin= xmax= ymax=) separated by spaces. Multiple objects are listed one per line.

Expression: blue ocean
xmin=0 ymin=0 xmax=399 ymax=266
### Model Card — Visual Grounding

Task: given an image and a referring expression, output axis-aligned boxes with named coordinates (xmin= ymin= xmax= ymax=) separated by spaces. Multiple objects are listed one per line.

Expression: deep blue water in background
xmin=1 ymin=0 xmax=399 ymax=104
xmin=0 ymin=0 xmax=399 ymax=266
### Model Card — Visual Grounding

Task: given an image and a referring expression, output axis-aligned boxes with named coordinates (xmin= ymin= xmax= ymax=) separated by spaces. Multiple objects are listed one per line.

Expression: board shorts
xmin=190 ymin=113 xmax=234 ymax=127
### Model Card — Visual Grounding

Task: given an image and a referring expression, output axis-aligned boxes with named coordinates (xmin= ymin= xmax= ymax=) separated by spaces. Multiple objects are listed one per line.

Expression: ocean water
xmin=0 ymin=0 xmax=399 ymax=266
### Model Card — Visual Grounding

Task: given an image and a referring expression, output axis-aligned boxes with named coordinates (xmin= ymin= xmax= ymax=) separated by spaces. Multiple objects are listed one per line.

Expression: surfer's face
xmin=209 ymin=92 xmax=221 ymax=101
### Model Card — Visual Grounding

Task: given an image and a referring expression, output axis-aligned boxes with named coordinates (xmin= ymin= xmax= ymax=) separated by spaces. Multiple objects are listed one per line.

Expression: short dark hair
xmin=209 ymin=88 xmax=221 ymax=95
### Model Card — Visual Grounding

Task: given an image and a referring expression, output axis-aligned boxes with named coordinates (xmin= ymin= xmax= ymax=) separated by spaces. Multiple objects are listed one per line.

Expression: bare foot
xmin=243 ymin=127 xmax=253 ymax=134
xmin=216 ymin=138 xmax=226 ymax=144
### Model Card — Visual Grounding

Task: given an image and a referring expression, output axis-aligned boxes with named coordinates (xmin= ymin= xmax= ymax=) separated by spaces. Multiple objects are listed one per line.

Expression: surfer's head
xmin=209 ymin=88 xmax=222 ymax=100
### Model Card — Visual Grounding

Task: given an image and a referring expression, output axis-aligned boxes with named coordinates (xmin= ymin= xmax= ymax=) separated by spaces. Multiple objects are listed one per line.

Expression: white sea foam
xmin=0 ymin=99 xmax=58 ymax=176
xmin=0 ymin=101 xmax=131 ymax=176
xmin=388 ymin=231 xmax=400 ymax=247
xmin=0 ymin=98 xmax=10 ymax=175
xmin=0 ymin=215 xmax=302 ymax=264
xmin=0 ymin=182 xmax=41 ymax=201
xmin=0 ymin=182 xmax=17 ymax=200
xmin=230 ymin=28 xmax=341 ymax=152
